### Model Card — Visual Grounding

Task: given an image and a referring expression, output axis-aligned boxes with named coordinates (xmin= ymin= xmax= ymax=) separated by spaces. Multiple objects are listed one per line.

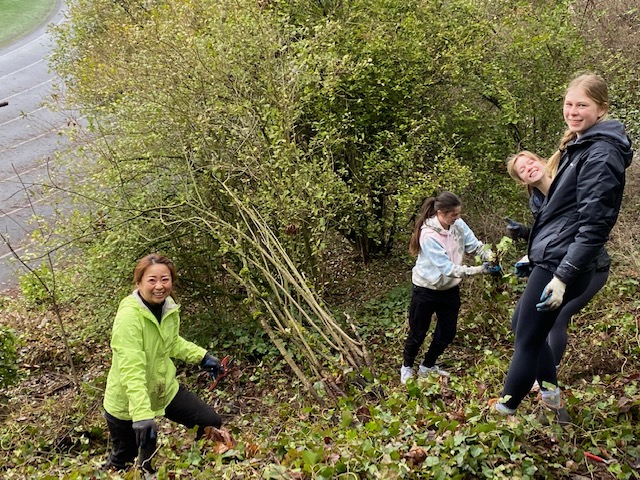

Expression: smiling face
xmin=514 ymin=153 xmax=546 ymax=185
xmin=137 ymin=263 xmax=173 ymax=304
xmin=563 ymin=85 xmax=607 ymax=136
xmin=436 ymin=206 xmax=462 ymax=230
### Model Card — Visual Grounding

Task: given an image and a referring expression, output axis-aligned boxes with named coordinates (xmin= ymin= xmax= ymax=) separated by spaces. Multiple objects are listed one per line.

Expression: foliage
xmin=0 ymin=325 xmax=18 ymax=390
xmin=46 ymin=0 xmax=592 ymax=291
xmin=284 ymin=0 xmax=587 ymax=258
xmin=1 ymin=258 xmax=640 ymax=478
xmin=569 ymin=0 xmax=640 ymax=139
xmin=5 ymin=2 xmax=635 ymax=475
xmin=35 ymin=0 xmax=600 ymax=401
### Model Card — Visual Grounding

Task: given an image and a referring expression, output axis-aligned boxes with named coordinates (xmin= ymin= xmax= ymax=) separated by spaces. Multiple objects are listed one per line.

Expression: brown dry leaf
xmin=405 ymin=444 xmax=427 ymax=466
xmin=448 ymin=408 xmax=466 ymax=423
xmin=617 ymin=396 xmax=636 ymax=413
xmin=244 ymin=443 xmax=260 ymax=458
xmin=355 ymin=405 xmax=371 ymax=423
xmin=202 ymin=426 xmax=237 ymax=454
xmin=476 ymin=381 xmax=487 ymax=398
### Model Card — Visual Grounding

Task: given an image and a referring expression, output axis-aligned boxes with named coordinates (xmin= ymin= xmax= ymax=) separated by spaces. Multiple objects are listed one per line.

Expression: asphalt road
xmin=0 ymin=0 xmax=76 ymax=291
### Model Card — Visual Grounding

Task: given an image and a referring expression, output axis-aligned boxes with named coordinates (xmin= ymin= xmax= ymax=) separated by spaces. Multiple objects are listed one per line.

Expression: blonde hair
xmin=506 ymin=150 xmax=548 ymax=196
xmin=547 ymin=73 xmax=609 ymax=177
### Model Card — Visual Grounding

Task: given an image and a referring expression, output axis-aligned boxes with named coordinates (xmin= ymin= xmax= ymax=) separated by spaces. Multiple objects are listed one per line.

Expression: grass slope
xmin=0 ymin=0 xmax=58 ymax=48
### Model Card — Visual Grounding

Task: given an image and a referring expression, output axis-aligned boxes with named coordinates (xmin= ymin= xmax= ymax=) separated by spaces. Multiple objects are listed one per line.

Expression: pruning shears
xmin=208 ymin=355 xmax=234 ymax=390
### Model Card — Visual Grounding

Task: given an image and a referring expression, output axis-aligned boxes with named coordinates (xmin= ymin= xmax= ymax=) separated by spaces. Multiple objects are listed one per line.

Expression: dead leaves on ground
xmin=202 ymin=426 xmax=237 ymax=454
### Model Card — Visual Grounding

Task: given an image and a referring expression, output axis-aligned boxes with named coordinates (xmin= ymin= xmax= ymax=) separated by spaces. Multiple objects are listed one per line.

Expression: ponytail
xmin=546 ymin=130 xmax=576 ymax=178
xmin=409 ymin=191 xmax=461 ymax=256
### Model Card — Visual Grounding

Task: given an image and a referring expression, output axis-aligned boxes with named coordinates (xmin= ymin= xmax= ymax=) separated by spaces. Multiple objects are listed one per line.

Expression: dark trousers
xmin=402 ymin=284 xmax=461 ymax=368
xmin=503 ymin=266 xmax=593 ymax=409
xmin=105 ymin=383 xmax=222 ymax=471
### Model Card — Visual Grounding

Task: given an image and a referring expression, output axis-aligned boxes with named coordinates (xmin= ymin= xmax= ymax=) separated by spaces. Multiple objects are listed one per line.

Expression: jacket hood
xmin=576 ymin=119 xmax=633 ymax=168
xmin=423 ymin=215 xmax=448 ymax=234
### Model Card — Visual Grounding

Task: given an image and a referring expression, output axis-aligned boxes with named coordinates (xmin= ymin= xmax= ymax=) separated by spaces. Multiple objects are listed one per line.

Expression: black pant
xmin=104 ymin=383 xmax=222 ymax=471
xmin=402 ymin=284 xmax=461 ymax=368
xmin=502 ymin=266 xmax=593 ymax=409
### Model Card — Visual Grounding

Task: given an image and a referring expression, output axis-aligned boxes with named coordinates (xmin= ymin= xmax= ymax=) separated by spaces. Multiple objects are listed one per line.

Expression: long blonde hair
xmin=546 ymin=73 xmax=609 ymax=177
xmin=506 ymin=150 xmax=548 ymax=188
xmin=409 ymin=191 xmax=461 ymax=256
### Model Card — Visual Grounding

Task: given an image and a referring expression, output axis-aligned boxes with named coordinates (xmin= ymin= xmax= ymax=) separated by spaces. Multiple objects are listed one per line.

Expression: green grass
xmin=0 ymin=0 xmax=58 ymax=48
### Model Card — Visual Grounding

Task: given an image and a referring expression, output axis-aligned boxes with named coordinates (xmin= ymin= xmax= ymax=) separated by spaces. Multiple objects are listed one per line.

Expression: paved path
xmin=0 ymin=0 xmax=76 ymax=291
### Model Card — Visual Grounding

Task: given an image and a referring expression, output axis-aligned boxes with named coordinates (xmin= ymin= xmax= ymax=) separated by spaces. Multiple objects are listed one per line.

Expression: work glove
xmin=467 ymin=265 xmax=485 ymax=276
xmin=200 ymin=353 xmax=222 ymax=379
xmin=504 ymin=217 xmax=528 ymax=241
xmin=536 ymin=276 xmax=566 ymax=311
xmin=132 ymin=419 xmax=157 ymax=448
xmin=482 ymin=262 xmax=502 ymax=276
xmin=514 ymin=255 xmax=531 ymax=278
xmin=479 ymin=248 xmax=495 ymax=262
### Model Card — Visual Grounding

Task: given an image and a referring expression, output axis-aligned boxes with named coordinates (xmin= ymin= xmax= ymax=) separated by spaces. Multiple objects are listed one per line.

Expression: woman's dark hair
xmin=133 ymin=253 xmax=177 ymax=285
xmin=409 ymin=191 xmax=461 ymax=256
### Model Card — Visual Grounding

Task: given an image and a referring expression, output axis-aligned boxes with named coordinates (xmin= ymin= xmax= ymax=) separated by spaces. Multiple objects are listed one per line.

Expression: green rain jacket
xmin=103 ymin=291 xmax=206 ymax=422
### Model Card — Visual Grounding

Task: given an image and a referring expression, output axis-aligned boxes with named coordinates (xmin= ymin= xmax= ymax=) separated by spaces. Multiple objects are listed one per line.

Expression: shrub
xmin=0 ymin=325 xmax=18 ymax=390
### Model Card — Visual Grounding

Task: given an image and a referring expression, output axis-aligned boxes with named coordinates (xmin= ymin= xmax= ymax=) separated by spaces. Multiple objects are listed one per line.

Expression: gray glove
xmin=132 ymin=419 xmax=157 ymax=447
xmin=504 ymin=217 xmax=529 ymax=241
xmin=536 ymin=276 xmax=566 ymax=311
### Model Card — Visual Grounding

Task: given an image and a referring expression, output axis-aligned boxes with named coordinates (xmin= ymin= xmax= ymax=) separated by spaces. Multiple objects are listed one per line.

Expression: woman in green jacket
xmin=103 ymin=254 xmax=223 ymax=473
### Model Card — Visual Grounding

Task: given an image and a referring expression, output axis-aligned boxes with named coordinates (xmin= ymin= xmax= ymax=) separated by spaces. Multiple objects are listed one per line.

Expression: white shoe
xmin=400 ymin=366 xmax=414 ymax=384
xmin=418 ymin=364 xmax=450 ymax=377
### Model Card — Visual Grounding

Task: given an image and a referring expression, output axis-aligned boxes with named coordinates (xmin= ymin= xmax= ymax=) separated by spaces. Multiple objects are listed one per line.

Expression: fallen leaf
xmin=405 ymin=444 xmax=427 ymax=466
xmin=244 ymin=443 xmax=260 ymax=458
xmin=202 ymin=426 xmax=237 ymax=454
xmin=617 ymin=396 xmax=636 ymax=413
xmin=355 ymin=405 xmax=371 ymax=423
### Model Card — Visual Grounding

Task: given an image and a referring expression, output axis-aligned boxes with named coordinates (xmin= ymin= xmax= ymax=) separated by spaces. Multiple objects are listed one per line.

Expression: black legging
xmin=510 ymin=269 xmax=608 ymax=368
xmin=502 ymin=266 xmax=593 ymax=409
xmin=547 ymin=269 xmax=608 ymax=365
xmin=402 ymin=284 xmax=461 ymax=368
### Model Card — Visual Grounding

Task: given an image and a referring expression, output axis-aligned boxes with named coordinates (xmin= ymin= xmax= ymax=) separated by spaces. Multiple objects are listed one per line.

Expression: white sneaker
xmin=418 ymin=364 xmax=450 ymax=377
xmin=400 ymin=366 xmax=414 ymax=384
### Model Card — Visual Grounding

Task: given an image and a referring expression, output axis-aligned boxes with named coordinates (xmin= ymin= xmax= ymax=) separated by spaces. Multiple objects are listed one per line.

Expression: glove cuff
xmin=200 ymin=353 xmax=211 ymax=368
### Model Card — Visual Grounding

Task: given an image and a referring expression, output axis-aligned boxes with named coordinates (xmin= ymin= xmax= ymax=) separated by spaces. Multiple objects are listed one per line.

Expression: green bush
xmin=0 ymin=325 xmax=18 ymax=389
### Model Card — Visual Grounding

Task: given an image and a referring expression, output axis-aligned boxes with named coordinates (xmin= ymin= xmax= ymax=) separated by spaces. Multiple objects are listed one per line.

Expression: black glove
xmin=132 ymin=419 xmax=157 ymax=448
xmin=200 ymin=353 xmax=222 ymax=379
xmin=482 ymin=262 xmax=502 ymax=276
xmin=503 ymin=217 xmax=529 ymax=241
